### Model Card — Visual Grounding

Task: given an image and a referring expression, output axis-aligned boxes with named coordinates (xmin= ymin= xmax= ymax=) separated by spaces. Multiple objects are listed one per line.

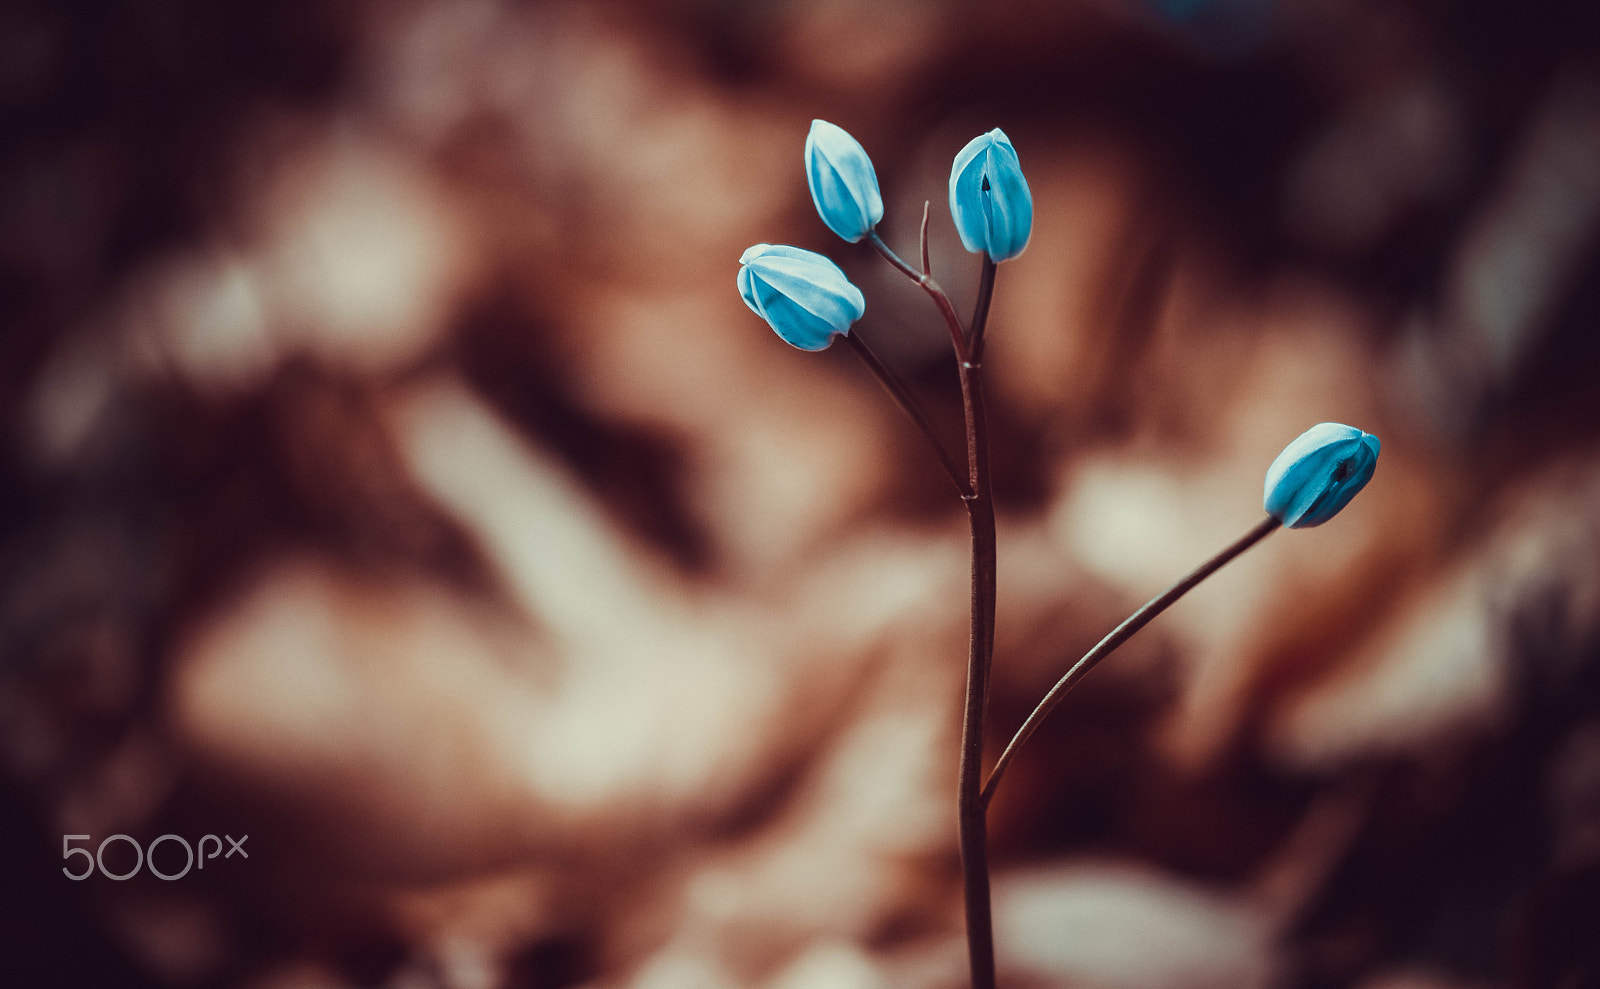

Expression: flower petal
xmin=1263 ymin=423 xmax=1381 ymax=528
xmin=806 ymin=120 xmax=883 ymax=243
xmin=737 ymin=244 xmax=865 ymax=351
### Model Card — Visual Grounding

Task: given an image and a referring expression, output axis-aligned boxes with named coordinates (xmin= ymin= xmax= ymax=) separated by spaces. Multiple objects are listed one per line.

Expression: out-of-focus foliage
xmin=3 ymin=1 xmax=1600 ymax=988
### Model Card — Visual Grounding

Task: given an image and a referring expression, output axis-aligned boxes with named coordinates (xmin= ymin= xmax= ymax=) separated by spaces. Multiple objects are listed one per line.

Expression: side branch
xmin=843 ymin=332 xmax=969 ymax=498
xmin=981 ymin=515 xmax=1282 ymax=807
xmin=866 ymin=232 xmax=969 ymax=361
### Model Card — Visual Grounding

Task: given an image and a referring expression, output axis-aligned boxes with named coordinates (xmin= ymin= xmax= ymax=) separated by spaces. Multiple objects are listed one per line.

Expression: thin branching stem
xmin=970 ymin=258 xmax=997 ymax=361
xmin=920 ymin=201 xmax=932 ymax=277
xmin=843 ymin=332 xmax=969 ymax=498
xmin=866 ymin=232 xmax=969 ymax=361
xmin=981 ymin=515 xmax=1282 ymax=808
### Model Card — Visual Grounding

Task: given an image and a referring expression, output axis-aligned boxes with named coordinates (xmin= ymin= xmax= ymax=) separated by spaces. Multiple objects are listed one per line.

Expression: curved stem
xmin=867 ymin=228 xmax=923 ymax=281
xmin=866 ymin=231 xmax=969 ymax=361
xmin=843 ymin=332 xmax=969 ymax=498
xmin=981 ymin=515 xmax=1282 ymax=807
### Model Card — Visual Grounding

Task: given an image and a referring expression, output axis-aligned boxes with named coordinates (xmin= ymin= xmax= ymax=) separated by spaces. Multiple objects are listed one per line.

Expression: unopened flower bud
xmin=738 ymin=244 xmax=865 ymax=351
xmin=1263 ymin=422 xmax=1381 ymax=528
xmin=948 ymin=128 xmax=1033 ymax=262
xmin=805 ymin=120 xmax=884 ymax=244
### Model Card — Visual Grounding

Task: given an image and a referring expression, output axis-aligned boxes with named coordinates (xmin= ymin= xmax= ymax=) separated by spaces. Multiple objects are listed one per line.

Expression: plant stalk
xmin=969 ymin=258 xmax=997 ymax=361
xmin=869 ymin=231 xmax=1001 ymax=989
xmin=956 ymin=353 xmax=998 ymax=989
xmin=843 ymin=331 xmax=969 ymax=498
xmin=867 ymin=232 xmax=969 ymax=360
xmin=981 ymin=514 xmax=1281 ymax=807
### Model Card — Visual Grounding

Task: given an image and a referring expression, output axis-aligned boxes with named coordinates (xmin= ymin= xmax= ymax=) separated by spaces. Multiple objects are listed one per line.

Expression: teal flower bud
xmin=1263 ymin=423 xmax=1381 ymax=528
xmin=738 ymin=244 xmax=865 ymax=351
xmin=805 ymin=120 xmax=884 ymax=243
xmin=948 ymin=128 xmax=1034 ymax=262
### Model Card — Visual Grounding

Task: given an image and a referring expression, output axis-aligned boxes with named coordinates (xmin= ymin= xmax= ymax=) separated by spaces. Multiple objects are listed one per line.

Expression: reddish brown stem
xmin=920 ymin=200 xmax=932 ymax=277
xmin=843 ymin=331 xmax=969 ymax=498
xmin=869 ymin=228 xmax=1000 ymax=989
xmin=956 ymin=355 xmax=997 ymax=989
xmin=982 ymin=515 xmax=1281 ymax=807
xmin=866 ymin=232 xmax=969 ymax=361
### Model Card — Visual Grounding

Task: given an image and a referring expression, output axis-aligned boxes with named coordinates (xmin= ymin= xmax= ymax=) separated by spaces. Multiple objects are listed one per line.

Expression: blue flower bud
xmin=948 ymin=128 xmax=1034 ymax=262
xmin=805 ymin=120 xmax=884 ymax=244
xmin=1263 ymin=423 xmax=1381 ymax=528
xmin=738 ymin=244 xmax=865 ymax=351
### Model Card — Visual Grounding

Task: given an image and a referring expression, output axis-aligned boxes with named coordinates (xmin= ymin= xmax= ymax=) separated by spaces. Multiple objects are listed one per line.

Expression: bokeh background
xmin=4 ymin=0 xmax=1600 ymax=987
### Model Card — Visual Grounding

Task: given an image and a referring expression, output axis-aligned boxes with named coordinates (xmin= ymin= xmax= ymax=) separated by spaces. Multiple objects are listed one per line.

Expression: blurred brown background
xmin=3 ymin=0 xmax=1600 ymax=987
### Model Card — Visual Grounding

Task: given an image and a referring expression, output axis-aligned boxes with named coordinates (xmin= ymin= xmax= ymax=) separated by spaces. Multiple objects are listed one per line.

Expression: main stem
xmin=957 ymin=257 xmax=999 ymax=989
xmin=957 ymin=356 xmax=998 ymax=989
xmin=867 ymin=230 xmax=999 ymax=988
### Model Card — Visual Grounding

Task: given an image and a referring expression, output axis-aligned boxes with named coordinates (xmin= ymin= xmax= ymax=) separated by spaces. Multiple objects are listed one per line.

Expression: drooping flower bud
xmin=738 ymin=244 xmax=865 ymax=351
xmin=1263 ymin=423 xmax=1381 ymax=528
xmin=805 ymin=120 xmax=884 ymax=243
xmin=948 ymin=128 xmax=1034 ymax=262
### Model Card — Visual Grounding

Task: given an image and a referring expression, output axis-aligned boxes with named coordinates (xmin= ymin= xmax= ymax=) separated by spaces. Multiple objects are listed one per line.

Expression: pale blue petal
xmin=1264 ymin=423 xmax=1381 ymax=528
xmin=737 ymin=244 xmax=864 ymax=351
xmin=737 ymin=263 xmax=763 ymax=318
xmin=949 ymin=128 xmax=1033 ymax=261
xmin=948 ymin=133 xmax=990 ymax=255
xmin=806 ymin=120 xmax=883 ymax=243
xmin=752 ymin=281 xmax=837 ymax=350
xmin=980 ymin=133 xmax=1033 ymax=260
xmin=745 ymin=252 xmax=864 ymax=328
